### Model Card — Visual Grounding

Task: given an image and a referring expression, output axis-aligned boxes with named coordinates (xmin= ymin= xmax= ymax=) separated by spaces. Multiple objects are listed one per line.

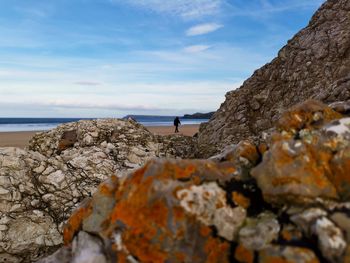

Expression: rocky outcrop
xmin=40 ymin=100 xmax=350 ymax=263
xmin=198 ymin=0 xmax=350 ymax=157
xmin=0 ymin=118 xmax=196 ymax=262
xmin=29 ymin=118 xmax=196 ymax=161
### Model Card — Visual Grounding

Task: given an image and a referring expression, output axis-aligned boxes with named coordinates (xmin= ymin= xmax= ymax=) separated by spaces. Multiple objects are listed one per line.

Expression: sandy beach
xmin=0 ymin=124 xmax=199 ymax=148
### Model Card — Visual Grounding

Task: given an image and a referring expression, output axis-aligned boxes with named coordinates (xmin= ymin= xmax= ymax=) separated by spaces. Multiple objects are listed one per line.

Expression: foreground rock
xmin=39 ymin=100 xmax=350 ymax=263
xmin=198 ymin=0 xmax=350 ymax=157
xmin=0 ymin=118 xmax=196 ymax=262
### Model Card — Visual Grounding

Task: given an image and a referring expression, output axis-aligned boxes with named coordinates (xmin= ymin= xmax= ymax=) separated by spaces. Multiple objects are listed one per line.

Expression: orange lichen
xmin=280 ymin=227 xmax=302 ymax=242
xmin=234 ymin=244 xmax=254 ymax=263
xmin=236 ymin=141 xmax=260 ymax=165
xmin=271 ymin=177 xmax=301 ymax=186
xmin=200 ymin=225 xmax=212 ymax=237
xmin=173 ymin=164 xmax=196 ymax=180
xmin=204 ymin=237 xmax=230 ymax=263
xmin=277 ymin=100 xmax=342 ymax=132
xmin=281 ymin=229 xmax=293 ymax=241
xmin=330 ymin=149 xmax=350 ymax=199
xmin=173 ymin=206 xmax=185 ymax=221
xmin=63 ymin=200 xmax=92 ymax=245
xmin=259 ymin=257 xmax=289 ymax=263
xmin=64 ymin=159 xmax=237 ymax=262
xmin=232 ymin=192 xmax=251 ymax=209
xmin=98 ymin=176 xmax=118 ymax=197
xmin=175 ymin=252 xmax=186 ymax=262
xmin=258 ymin=143 xmax=269 ymax=156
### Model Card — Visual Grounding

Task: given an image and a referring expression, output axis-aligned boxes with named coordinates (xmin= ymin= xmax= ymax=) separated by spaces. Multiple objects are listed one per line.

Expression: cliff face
xmin=198 ymin=0 xmax=350 ymax=157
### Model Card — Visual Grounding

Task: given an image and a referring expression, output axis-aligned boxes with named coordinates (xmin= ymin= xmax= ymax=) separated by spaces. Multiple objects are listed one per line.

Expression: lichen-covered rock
xmin=276 ymin=99 xmax=342 ymax=133
xmin=198 ymin=0 xmax=350 ymax=157
xmin=62 ymin=159 xmax=249 ymax=263
xmin=238 ymin=212 xmax=280 ymax=251
xmin=0 ymin=119 xmax=197 ymax=262
xmin=37 ymin=98 xmax=350 ymax=262
xmin=314 ymin=217 xmax=346 ymax=263
xmin=252 ymin=100 xmax=350 ymax=205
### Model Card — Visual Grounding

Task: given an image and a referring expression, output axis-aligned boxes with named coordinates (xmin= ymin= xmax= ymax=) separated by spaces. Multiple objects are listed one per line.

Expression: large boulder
xmin=0 ymin=118 xmax=197 ymax=262
xmin=40 ymin=100 xmax=350 ymax=263
xmin=252 ymin=100 xmax=350 ymax=205
xmin=42 ymin=152 xmax=267 ymax=263
xmin=198 ymin=0 xmax=350 ymax=157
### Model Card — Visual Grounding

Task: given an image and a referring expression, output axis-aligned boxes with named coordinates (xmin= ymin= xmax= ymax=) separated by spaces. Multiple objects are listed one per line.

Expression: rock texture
xmin=41 ymin=100 xmax=350 ymax=263
xmin=0 ymin=118 xmax=196 ymax=262
xmin=198 ymin=0 xmax=350 ymax=157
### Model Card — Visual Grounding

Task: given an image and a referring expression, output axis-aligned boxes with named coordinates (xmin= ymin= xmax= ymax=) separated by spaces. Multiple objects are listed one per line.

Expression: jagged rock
xmin=238 ymin=212 xmax=280 ymax=251
xmin=38 ymin=99 xmax=350 ymax=262
xmin=331 ymin=213 xmax=350 ymax=242
xmin=329 ymin=100 xmax=350 ymax=115
xmin=314 ymin=217 xmax=346 ymax=263
xmin=290 ymin=208 xmax=328 ymax=236
xmin=62 ymin=159 xmax=248 ymax=263
xmin=210 ymin=140 xmax=260 ymax=181
xmin=0 ymin=119 xmax=197 ymax=262
xmin=36 ymin=232 xmax=104 ymax=263
xmin=276 ymin=99 xmax=342 ymax=133
xmin=251 ymin=100 xmax=350 ymax=205
xmin=198 ymin=0 xmax=350 ymax=157
xmin=29 ymin=118 xmax=196 ymax=160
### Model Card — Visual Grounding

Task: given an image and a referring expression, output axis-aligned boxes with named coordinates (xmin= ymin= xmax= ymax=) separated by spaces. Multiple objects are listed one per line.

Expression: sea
xmin=0 ymin=117 xmax=209 ymax=132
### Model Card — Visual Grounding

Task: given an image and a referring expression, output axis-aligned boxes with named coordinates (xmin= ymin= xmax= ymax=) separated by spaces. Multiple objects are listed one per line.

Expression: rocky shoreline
xmin=1 ymin=0 xmax=350 ymax=262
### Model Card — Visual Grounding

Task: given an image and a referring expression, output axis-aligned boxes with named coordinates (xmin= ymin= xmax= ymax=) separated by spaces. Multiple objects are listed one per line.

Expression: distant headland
xmin=124 ymin=112 xmax=214 ymax=120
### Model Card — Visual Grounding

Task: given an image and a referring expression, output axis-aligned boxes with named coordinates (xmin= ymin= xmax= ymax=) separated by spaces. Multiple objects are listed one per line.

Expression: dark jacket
xmin=174 ymin=117 xmax=181 ymax=126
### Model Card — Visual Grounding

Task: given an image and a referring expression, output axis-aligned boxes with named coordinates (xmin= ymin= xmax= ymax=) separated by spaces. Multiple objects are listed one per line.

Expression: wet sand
xmin=0 ymin=125 xmax=199 ymax=148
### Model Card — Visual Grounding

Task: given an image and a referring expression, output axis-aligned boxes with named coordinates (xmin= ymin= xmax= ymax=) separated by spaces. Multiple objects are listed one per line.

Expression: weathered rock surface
xmin=252 ymin=100 xmax=350 ymax=205
xmin=56 ymin=157 xmax=256 ymax=263
xmin=41 ymin=99 xmax=350 ymax=263
xmin=198 ymin=0 xmax=350 ymax=157
xmin=0 ymin=118 xmax=196 ymax=262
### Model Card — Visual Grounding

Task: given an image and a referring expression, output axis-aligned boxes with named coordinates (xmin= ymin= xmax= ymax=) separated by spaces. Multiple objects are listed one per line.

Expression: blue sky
xmin=0 ymin=0 xmax=324 ymax=117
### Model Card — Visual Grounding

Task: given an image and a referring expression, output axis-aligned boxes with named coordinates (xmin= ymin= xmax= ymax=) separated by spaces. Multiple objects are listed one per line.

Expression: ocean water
xmin=0 ymin=117 xmax=209 ymax=132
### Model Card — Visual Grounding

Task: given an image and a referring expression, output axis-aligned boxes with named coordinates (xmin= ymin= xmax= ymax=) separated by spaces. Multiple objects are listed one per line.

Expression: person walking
xmin=174 ymin=117 xmax=181 ymax=133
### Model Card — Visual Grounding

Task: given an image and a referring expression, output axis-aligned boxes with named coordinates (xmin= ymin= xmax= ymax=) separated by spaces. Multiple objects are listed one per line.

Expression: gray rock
xmin=0 ymin=118 xmax=197 ymax=262
xmin=314 ymin=217 xmax=346 ymax=263
xmin=238 ymin=212 xmax=280 ymax=250
xmin=197 ymin=0 xmax=350 ymax=157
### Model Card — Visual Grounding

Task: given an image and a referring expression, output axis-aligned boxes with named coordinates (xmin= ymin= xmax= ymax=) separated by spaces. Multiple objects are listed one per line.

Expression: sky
xmin=0 ymin=0 xmax=325 ymax=117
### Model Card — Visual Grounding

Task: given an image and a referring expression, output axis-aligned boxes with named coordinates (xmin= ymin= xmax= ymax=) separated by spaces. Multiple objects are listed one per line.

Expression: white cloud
xmin=184 ymin=45 xmax=211 ymax=53
xmin=186 ymin=23 xmax=223 ymax=36
xmin=111 ymin=0 xmax=223 ymax=19
xmin=0 ymin=80 xmax=241 ymax=117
